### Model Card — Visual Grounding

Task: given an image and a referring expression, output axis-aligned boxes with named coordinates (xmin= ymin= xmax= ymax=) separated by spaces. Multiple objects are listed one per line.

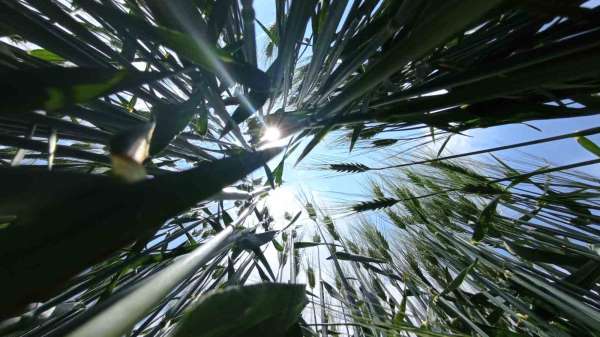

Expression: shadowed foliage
xmin=0 ymin=1 xmax=599 ymax=337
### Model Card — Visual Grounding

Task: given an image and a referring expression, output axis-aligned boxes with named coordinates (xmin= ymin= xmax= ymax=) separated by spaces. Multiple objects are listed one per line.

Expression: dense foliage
xmin=0 ymin=0 xmax=599 ymax=336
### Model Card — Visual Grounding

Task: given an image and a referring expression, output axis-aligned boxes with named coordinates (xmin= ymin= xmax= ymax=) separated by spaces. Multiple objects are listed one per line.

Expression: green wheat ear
xmin=352 ymin=198 xmax=399 ymax=213
xmin=1 ymin=1 xmax=599 ymax=336
xmin=329 ymin=162 xmax=371 ymax=173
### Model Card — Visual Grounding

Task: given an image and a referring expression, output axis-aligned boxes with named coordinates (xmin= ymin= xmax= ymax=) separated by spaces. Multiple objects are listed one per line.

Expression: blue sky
xmin=252 ymin=1 xmax=600 ymax=221
xmin=249 ymin=0 xmax=600 ymax=286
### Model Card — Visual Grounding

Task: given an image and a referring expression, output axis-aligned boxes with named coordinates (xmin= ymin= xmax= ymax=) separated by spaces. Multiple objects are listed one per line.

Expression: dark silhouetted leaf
xmin=472 ymin=197 xmax=500 ymax=242
xmin=438 ymin=259 xmax=478 ymax=299
xmin=172 ymin=284 xmax=306 ymax=337
xmin=0 ymin=147 xmax=280 ymax=318
xmin=327 ymin=251 xmax=386 ymax=264
xmin=0 ymin=68 xmax=167 ymax=114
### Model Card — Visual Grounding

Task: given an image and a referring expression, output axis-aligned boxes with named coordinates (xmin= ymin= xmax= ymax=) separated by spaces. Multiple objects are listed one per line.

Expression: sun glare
xmin=261 ymin=127 xmax=281 ymax=142
xmin=264 ymin=186 xmax=299 ymax=225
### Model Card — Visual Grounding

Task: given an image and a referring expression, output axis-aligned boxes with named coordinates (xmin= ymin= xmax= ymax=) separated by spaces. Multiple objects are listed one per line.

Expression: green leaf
xmin=563 ymin=260 xmax=600 ymax=289
xmin=294 ymin=242 xmax=337 ymax=249
xmin=272 ymin=239 xmax=284 ymax=252
xmin=255 ymin=18 xmax=278 ymax=45
xmin=437 ymin=134 xmax=452 ymax=158
xmin=349 ymin=123 xmax=364 ymax=152
xmin=395 ymin=286 xmax=408 ymax=323
xmin=221 ymin=209 xmax=234 ymax=225
xmin=282 ymin=210 xmax=303 ymax=232
xmin=294 ymin=241 xmax=321 ymax=249
xmin=271 ymin=139 xmax=300 ymax=186
xmin=327 ymin=251 xmax=386 ymax=264
xmin=577 ymin=136 xmax=600 ymax=158
xmin=194 ymin=103 xmax=209 ymax=136
xmin=238 ymin=230 xmax=278 ymax=251
xmin=295 ymin=124 xmax=333 ymax=165
xmin=307 ymin=267 xmax=315 ymax=289
xmin=505 ymin=243 xmax=588 ymax=268
xmin=264 ymin=164 xmax=276 ymax=189
xmin=28 ymin=48 xmax=65 ymax=62
xmin=472 ymin=197 xmax=500 ymax=242
xmin=78 ymin=0 xmax=270 ymax=91
xmin=222 ymin=92 xmax=269 ymax=137
xmin=150 ymin=98 xmax=201 ymax=156
xmin=272 ymin=161 xmax=285 ymax=186
xmin=172 ymin=284 xmax=306 ymax=337
xmin=0 ymin=68 xmax=168 ymax=114
xmin=0 ymin=147 xmax=281 ymax=318
xmin=322 ymin=281 xmax=343 ymax=301
xmin=437 ymin=259 xmax=478 ymax=299
xmin=207 ymin=0 xmax=234 ymax=40
xmin=321 ymin=0 xmax=503 ymax=117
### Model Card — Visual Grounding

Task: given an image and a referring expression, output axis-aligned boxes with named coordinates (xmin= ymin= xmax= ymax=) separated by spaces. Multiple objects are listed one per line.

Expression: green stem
xmin=66 ymin=207 xmax=254 ymax=337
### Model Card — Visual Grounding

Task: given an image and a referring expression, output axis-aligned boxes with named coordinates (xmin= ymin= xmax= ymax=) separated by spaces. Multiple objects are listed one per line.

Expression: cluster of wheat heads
xmin=0 ymin=1 xmax=599 ymax=336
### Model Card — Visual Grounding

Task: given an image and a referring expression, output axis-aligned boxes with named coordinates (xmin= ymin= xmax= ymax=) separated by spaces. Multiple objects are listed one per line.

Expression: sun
xmin=264 ymin=186 xmax=300 ymax=225
xmin=261 ymin=126 xmax=281 ymax=142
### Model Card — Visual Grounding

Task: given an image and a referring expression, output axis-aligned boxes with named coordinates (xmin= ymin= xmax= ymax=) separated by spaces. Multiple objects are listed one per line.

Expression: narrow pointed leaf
xmin=472 ymin=197 xmax=500 ymax=242
xmin=327 ymin=251 xmax=386 ymax=264
xmin=438 ymin=259 xmax=478 ymax=298
xmin=577 ymin=136 xmax=600 ymax=158
xmin=296 ymin=124 xmax=333 ymax=165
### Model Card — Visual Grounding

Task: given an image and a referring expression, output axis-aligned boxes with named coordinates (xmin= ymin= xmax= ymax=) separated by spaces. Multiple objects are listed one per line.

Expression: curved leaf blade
xmin=172 ymin=283 xmax=306 ymax=337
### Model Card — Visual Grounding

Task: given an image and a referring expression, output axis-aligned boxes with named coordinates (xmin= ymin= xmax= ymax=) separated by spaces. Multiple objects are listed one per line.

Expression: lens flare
xmin=261 ymin=127 xmax=281 ymax=142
